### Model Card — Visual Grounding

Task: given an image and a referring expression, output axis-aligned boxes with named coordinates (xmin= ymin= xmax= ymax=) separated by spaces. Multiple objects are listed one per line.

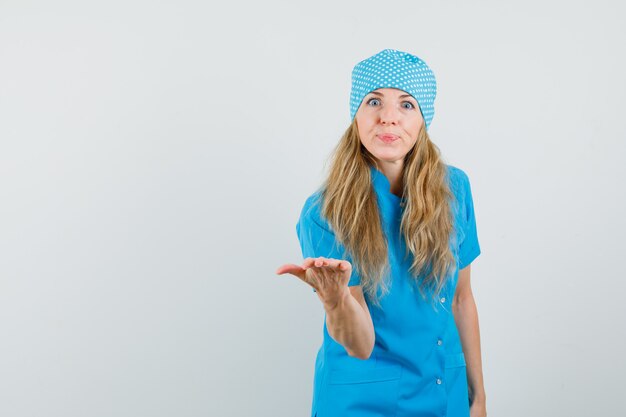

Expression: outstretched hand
xmin=276 ymin=257 xmax=352 ymax=311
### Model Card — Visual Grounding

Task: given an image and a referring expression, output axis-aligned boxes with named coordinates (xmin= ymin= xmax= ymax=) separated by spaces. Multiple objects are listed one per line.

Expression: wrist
xmin=324 ymin=287 xmax=351 ymax=312
xmin=470 ymin=390 xmax=486 ymax=404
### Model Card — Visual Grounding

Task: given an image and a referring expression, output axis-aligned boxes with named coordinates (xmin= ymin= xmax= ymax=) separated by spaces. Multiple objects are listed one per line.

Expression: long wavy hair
xmin=318 ymin=118 xmax=456 ymax=308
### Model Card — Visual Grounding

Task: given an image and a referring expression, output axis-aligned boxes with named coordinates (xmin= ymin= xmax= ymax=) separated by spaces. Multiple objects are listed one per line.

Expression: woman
xmin=276 ymin=49 xmax=487 ymax=417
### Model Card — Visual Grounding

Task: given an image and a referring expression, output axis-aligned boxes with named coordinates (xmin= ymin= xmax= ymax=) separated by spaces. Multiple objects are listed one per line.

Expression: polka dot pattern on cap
xmin=350 ymin=49 xmax=437 ymax=131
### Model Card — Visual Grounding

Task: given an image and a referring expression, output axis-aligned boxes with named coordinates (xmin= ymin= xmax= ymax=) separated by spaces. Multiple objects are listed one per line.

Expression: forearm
xmin=325 ymin=291 xmax=375 ymax=360
xmin=453 ymin=294 xmax=486 ymax=403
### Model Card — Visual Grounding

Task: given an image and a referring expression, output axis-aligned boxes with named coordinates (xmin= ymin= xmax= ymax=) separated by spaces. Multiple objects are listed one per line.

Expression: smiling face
xmin=355 ymin=88 xmax=424 ymax=168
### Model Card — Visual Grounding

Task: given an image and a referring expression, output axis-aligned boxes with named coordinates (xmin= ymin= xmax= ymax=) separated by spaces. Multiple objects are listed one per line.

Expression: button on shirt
xmin=296 ymin=164 xmax=481 ymax=417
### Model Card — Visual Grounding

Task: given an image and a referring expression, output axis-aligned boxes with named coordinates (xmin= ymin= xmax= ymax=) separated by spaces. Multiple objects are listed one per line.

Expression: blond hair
xmin=319 ymin=119 xmax=456 ymax=308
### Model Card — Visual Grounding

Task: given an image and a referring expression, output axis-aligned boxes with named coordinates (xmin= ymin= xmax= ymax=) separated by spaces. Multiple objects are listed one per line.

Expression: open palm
xmin=276 ymin=257 xmax=352 ymax=310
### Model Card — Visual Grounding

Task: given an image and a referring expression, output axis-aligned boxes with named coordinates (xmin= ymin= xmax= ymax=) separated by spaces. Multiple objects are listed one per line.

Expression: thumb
xmin=276 ymin=263 xmax=306 ymax=281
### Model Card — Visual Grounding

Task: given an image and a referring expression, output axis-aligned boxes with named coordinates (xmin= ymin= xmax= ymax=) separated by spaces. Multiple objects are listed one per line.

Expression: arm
xmin=325 ymin=283 xmax=375 ymax=360
xmin=452 ymin=264 xmax=487 ymax=411
xmin=292 ymin=203 xmax=375 ymax=360
xmin=277 ymin=257 xmax=375 ymax=360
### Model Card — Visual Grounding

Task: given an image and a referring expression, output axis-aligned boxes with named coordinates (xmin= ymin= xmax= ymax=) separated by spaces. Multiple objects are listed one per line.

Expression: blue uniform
xmin=296 ymin=164 xmax=481 ymax=417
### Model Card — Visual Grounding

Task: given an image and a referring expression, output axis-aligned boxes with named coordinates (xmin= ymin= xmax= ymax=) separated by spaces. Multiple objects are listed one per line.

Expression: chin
xmin=373 ymin=154 xmax=406 ymax=163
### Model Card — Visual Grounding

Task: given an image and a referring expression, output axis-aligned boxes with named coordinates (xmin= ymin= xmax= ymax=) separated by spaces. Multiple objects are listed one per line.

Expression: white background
xmin=1 ymin=1 xmax=625 ymax=416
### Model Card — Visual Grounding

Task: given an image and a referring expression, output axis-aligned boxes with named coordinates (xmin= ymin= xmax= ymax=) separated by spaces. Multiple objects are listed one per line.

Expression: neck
xmin=377 ymin=161 xmax=404 ymax=197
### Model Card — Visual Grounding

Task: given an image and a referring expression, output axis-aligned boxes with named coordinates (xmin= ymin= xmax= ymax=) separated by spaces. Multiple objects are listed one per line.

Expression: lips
xmin=377 ymin=133 xmax=399 ymax=143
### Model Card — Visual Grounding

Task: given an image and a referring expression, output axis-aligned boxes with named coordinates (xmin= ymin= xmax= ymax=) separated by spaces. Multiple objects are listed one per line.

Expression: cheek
xmin=405 ymin=118 xmax=423 ymax=139
xmin=356 ymin=120 xmax=375 ymax=137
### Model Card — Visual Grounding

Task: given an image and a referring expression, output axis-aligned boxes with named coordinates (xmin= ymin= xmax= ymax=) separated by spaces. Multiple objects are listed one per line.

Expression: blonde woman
xmin=276 ymin=49 xmax=487 ymax=417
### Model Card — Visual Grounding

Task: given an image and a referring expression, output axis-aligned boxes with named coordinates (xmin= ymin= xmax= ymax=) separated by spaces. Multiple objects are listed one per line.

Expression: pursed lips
xmin=377 ymin=133 xmax=399 ymax=141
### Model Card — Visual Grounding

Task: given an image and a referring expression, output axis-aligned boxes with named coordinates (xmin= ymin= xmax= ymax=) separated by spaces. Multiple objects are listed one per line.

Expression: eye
xmin=402 ymin=101 xmax=415 ymax=110
xmin=366 ymin=98 xmax=381 ymax=106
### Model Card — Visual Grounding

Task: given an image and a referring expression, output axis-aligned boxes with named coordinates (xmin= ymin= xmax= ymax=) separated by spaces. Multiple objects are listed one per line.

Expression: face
xmin=355 ymin=88 xmax=424 ymax=167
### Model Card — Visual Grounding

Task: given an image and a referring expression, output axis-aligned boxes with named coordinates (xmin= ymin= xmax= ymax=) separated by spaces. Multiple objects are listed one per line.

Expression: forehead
xmin=366 ymin=88 xmax=415 ymax=100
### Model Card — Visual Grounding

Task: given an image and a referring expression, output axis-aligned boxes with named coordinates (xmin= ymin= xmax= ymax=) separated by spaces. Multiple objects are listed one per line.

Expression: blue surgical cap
xmin=349 ymin=49 xmax=437 ymax=131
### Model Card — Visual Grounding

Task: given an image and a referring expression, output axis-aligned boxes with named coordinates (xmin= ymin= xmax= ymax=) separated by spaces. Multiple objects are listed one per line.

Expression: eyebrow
xmin=368 ymin=91 xmax=416 ymax=100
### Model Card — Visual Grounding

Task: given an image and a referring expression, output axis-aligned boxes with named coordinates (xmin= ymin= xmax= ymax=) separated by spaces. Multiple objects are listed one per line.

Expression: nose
xmin=379 ymin=105 xmax=400 ymax=125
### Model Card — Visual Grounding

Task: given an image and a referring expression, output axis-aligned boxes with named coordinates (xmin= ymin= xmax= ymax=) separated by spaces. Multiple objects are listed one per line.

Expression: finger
xmin=331 ymin=261 xmax=341 ymax=270
xmin=302 ymin=257 xmax=325 ymax=269
xmin=302 ymin=258 xmax=345 ymax=272
xmin=320 ymin=259 xmax=335 ymax=269
xmin=314 ymin=257 xmax=328 ymax=267
xmin=276 ymin=264 xmax=293 ymax=275
xmin=323 ymin=259 xmax=345 ymax=270
xmin=276 ymin=264 xmax=306 ymax=280
xmin=301 ymin=257 xmax=316 ymax=269
xmin=276 ymin=264 xmax=296 ymax=275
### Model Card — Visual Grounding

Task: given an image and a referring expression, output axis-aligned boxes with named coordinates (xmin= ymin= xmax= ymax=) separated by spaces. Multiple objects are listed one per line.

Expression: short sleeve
xmin=295 ymin=195 xmax=362 ymax=291
xmin=457 ymin=172 xmax=481 ymax=270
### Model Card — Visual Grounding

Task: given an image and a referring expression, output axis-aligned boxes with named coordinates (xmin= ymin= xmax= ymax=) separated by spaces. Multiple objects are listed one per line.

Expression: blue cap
xmin=349 ymin=49 xmax=437 ymax=131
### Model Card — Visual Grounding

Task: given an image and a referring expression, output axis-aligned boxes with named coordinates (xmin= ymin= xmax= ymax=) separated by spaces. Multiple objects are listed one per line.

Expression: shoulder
xmin=300 ymin=189 xmax=324 ymax=220
xmin=298 ymin=188 xmax=332 ymax=232
xmin=444 ymin=163 xmax=471 ymax=197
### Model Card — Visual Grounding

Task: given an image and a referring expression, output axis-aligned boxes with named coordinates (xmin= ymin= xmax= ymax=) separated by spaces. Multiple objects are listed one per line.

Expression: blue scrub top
xmin=296 ymin=164 xmax=481 ymax=417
